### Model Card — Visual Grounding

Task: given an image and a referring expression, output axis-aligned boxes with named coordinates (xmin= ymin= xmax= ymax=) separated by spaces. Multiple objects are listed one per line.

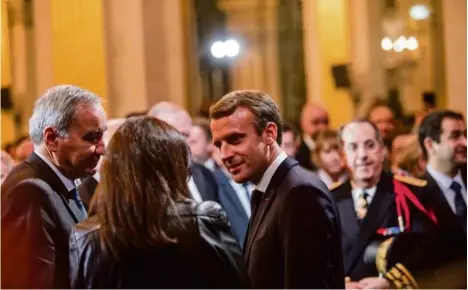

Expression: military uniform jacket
xmin=330 ymin=172 xmax=439 ymax=281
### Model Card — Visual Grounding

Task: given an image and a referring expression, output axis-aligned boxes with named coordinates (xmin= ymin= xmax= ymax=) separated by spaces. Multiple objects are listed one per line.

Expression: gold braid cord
xmin=375 ymin=238 xmax=418 ymax=289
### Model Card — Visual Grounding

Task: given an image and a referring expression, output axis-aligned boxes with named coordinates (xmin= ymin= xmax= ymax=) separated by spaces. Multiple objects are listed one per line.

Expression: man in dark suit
xmin=148 ymin=102 xmax=220 ymax=203
xmin=418 ymin=110 xmax=467 ymax=269
xmin=188 ymin=117 xmax=251 ymax=246
xmin=331 ymin=119 xmax=439 ymax=289
xmin=295 ymin=102 xmax=330 ymax=171
xmin=210 ymin=90 xmax=344 ymax=289
xmin=1 ymin=85 xmax=107 ymax=288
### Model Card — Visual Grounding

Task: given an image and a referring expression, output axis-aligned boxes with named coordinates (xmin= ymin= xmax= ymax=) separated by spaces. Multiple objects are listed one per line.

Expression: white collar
xmin=351 ymin=184 xmax=377 ymax=204
xmin=303 ymin=134 xmax=316 ymax=151
xmin=427 ymin=165 xmax=464 ymax=191
xmin=255 ymin=151 xmax=288 ymax=193
xmin=34 ymin=150 xmax=76 ymax=191
xmin=317 ymin=169 xmax=348 ymax=187
xmin=204 ymin=159 xmax=216 ymax=172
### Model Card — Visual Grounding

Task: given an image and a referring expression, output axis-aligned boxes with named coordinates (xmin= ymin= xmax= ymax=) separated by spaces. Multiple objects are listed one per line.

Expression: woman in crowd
xmin=1 ymin=151 xmax=14 ymax=184
xmin=69 ymin=116 xmax=248 ymax=288
xmin=311 ymin=129 xmax=348 ymax=188
xmin=391 ymin=134 xmax=426 ymax=177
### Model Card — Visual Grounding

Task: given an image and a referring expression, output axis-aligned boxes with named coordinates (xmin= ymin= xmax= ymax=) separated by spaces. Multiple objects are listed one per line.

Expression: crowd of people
xmin=1 ymin=84 xmax=466 ymax=288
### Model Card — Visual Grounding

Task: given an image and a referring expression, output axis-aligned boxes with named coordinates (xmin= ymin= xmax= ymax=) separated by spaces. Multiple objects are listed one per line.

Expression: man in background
xmin=296 ymin=102 xmax=330 ymax=171
xmin=148 ymin=102 xmax=220 ymax=203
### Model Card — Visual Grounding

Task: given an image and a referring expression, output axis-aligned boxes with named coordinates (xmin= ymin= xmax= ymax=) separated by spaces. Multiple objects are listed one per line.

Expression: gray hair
xmin=29 ymin=85 xmax=102 ymax=145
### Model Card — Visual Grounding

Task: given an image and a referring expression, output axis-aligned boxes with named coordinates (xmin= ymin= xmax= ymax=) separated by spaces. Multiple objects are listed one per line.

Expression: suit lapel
xmin=424 ymin=171 xmax=461 ymax=228
xmin=26 ymin=153 xmax=80 ymax=223
xmin=345 ymin=173 xmax=394 ymax=273
xmin=245 ymin=157 xmax=298 ymax=263
xmin=334 ymin=181 xmax=359 ymax=245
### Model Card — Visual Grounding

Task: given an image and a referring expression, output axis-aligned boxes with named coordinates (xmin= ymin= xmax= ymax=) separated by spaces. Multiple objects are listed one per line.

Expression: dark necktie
xmin=71 ymin=187 xmax=88 ymax=221
xmin=250 ymin=189 xmax=263 ymax=220
xmin=450 ymin=181 xmax=466 ymax=230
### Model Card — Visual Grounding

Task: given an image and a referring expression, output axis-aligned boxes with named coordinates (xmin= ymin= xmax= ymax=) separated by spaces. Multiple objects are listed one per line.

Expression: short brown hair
xmin=312 ymin=129 xmax=340 ymax=165
xmin=209 ymin=90 xmax=283 ymax=144
xmin=90 ymin=116 xmax=191 ymax=260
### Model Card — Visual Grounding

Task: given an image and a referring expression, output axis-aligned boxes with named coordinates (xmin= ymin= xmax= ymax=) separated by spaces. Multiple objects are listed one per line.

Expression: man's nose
xmin=94 ymin=140 xmax=105 ymax=155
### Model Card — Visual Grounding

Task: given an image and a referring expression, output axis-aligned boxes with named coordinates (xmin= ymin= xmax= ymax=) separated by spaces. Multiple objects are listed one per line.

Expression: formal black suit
xmin=212 ymin=166 xmax=250 ymax=247
xmin=1 ymin=153 xmax=85 ymax=288
xmin=244 ymin=157 xmax=345 ymax=289
xmin=331 ymin=172 xmax=439 ymax=281
xmin=295 ymin=139 xmax=317 ymax=171
xmin=191 ymin=163 xmax=220 ymax=202
xmin=421 ymin=169 xmax=467 ymax=264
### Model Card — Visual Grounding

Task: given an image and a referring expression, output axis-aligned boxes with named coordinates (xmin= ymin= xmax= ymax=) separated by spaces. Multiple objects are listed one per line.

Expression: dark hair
xmin=418 ymin=110 xmax=464 ymax=159
xmin=209 ymin=90 xmax=283 ymax=144
xmin=90 ymin=116 xmax=191 ymax=261
xmin=338 ymin=118 xmax=383 ymax=144
xmin=283 ymin=122 xmax=298 ymax=139
xmin=192 ymin=117 xmax=212 ymax=142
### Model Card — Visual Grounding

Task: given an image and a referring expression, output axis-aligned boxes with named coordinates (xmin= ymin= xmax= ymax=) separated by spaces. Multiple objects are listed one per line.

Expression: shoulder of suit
xmin=393 ymin=174 xmax=427 ymax=187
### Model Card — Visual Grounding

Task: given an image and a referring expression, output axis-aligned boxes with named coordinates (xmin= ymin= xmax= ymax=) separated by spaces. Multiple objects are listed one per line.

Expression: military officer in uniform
xmin=330 ymin=119 xmax=438 ymax=289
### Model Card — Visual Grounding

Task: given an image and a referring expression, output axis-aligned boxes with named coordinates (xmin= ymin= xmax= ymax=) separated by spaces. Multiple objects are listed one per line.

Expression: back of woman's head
xmin=91 ymin=116 xmax=192 ymax=260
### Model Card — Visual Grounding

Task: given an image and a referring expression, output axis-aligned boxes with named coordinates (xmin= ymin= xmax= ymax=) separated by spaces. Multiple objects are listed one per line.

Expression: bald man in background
xmin=296 ymin=102 xmax=330 ymax=171
xmin=78 ymin=118 xmax=126 ymax=208
xmin=148 ymin=102 xmax=220 ymax=203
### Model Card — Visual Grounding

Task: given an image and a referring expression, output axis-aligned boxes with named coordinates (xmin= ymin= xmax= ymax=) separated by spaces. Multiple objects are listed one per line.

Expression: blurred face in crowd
xmin=211 ymin=107 xmax=278 ymax=184
xmin=1 ymin=151 xmax=14 ymax=184
xmin=369 ymin=105 xmax=395 ymax=140
xmin=45 ymin=104 xmax=107 ymax=179
xmin=168 ymin=113 xmax=192 ymax=139
xmin=15 ymin=137 xmax=34 ymax=161
xmin=301 ymin=104 xmax=329 ymax=138
xmin=341 ymin=122 xmax=385 ymax=188
xmin=316 ymin=139 xmax=344 ymax=176
xmin=187 ymin=125 xmax=213 ymax=164
xmin=426 ymin=117 xmax=467 ymax=170
xmin=281 ymin=130 xmax=297 ymax=157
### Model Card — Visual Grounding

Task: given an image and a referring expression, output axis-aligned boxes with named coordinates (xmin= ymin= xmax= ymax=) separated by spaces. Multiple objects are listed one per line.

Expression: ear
xmin=423 ymin=137 xmax=435 ymax=156
xmin=43 ymin=127 xmax=59 ymax=152
xmin=263 ymin=122 xmax=278 ymax=145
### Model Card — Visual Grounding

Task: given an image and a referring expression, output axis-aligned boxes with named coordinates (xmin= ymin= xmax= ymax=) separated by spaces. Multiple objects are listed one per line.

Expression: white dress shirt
xmin=317 ymin=169 xmax=348 ymax=188
xmin=426 ymin=165 xmax=467 ymax=213
xmin=188 ymin=177 xmax=203 ymax=202
xmin=256 ymin=151 xmax=288 ymax=193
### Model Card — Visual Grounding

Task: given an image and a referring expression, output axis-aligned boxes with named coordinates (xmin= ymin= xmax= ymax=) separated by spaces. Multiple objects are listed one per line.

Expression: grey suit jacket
xmin=1 ymin=153 xmax=84 ymax=288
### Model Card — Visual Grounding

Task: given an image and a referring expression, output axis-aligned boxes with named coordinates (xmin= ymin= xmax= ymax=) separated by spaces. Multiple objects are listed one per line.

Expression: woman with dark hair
xmin=69 ymin=116 xmax=248 ymax=288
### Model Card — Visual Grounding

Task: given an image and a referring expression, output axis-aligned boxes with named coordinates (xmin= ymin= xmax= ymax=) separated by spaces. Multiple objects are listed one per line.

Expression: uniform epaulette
xmin=393 ymin=175 xmax=427 ymax=187
xmin=328 ymin=181 xmax=342 ymax=191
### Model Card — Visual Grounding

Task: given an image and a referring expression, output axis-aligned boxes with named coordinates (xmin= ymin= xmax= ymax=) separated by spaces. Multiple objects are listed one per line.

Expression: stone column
xmin=349 ymin=0 xmax=387 ymax=116
xmin=103 ymin=0 xmax=194 ymax=117
xmin=441 ymin=0 xmax=467 ymax=115
xmin=302 ymin=0 xmax=353 ymax=128
xmin=218 ymin=0 xmax=282 ymax=109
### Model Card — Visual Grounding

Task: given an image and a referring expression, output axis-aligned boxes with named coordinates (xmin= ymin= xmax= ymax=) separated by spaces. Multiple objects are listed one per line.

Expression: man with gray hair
xmin=78 ymin=118 xmax=126 ymax=208
xmin=148 ymin=102 xmax=220 ymax=203
xmin=1 ymin=85 xmax=107 ymax=288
